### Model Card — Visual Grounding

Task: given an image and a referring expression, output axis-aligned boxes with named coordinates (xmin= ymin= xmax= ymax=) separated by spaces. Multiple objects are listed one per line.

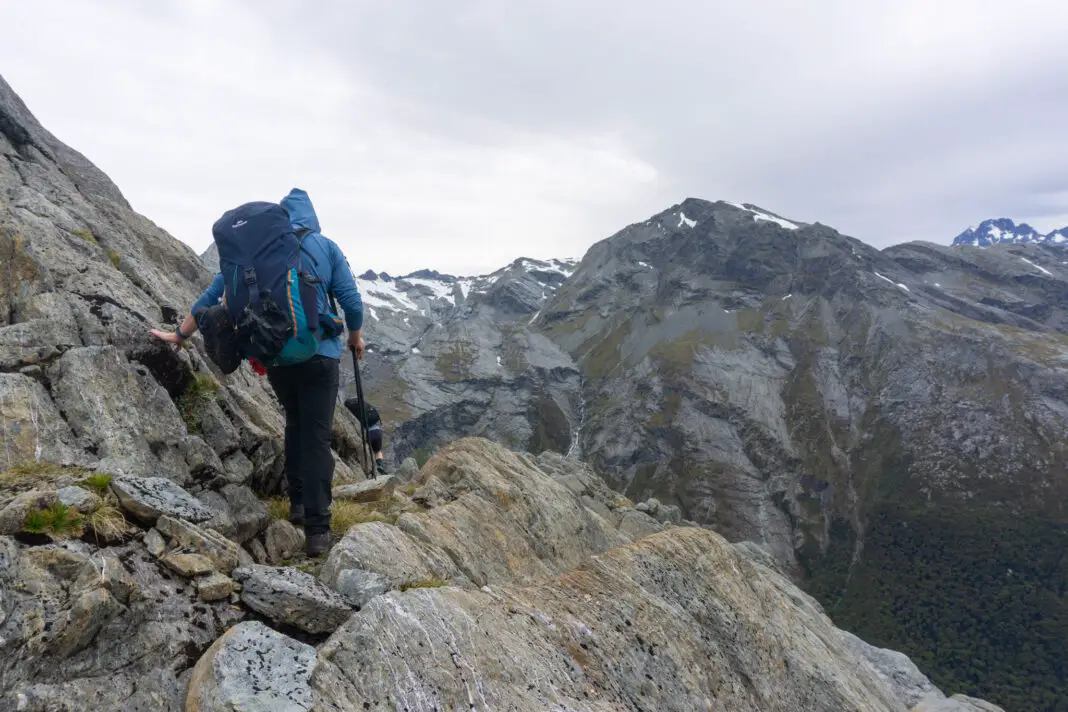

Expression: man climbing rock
xmin=151 ymin=188 xmax=364 ymax=557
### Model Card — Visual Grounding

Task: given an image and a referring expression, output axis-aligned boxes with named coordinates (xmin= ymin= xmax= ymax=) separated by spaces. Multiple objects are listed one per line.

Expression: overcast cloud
xmin=3 ymin=0 xmax=1067 ymax=276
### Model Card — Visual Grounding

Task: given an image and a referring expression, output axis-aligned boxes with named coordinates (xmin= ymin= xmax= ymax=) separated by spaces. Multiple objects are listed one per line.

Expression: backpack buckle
xmin=243 ymin=267 xmax=258 ymax=286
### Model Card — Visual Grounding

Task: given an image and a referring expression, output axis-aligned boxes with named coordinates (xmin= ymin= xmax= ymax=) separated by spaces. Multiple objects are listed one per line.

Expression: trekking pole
xmin=349 ymin=346 xmax=377 ymax=479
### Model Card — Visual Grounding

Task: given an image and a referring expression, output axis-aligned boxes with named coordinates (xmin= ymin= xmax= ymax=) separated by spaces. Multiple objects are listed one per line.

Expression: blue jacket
xmin=193 ymin=189 xmax=363 ymax=360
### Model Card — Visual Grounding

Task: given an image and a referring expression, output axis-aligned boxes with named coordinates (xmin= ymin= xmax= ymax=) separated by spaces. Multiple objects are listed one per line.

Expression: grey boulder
xmin=233 ymin=565 xmax=353 ymax=635
xmin=110 ymin=475 xmax=213 ymax=525
xmin=186 ymin=621 xmax=317 ymax=712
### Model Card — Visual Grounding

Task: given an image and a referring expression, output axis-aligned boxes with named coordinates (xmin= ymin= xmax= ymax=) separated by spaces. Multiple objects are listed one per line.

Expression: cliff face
xmin=538 ymin=198 xmax=1068 ymax=563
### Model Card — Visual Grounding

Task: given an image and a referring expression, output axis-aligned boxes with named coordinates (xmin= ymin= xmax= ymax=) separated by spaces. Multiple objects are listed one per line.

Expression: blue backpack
xmin=204 ymin=201 xmax=322 ymax=370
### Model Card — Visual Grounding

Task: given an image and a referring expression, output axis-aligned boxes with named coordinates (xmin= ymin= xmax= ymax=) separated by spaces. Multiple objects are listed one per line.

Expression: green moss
xmin=582 ymin=321 xmax=632 ymax=380
xmin=106 ymin=249 xmax=121 ymax=268
xmin=648 ymin=330 xmax=720 ymax=380
xmin=649 ymin=392 xmax=682 ymax=428
xmin=177 ymin=373 xmax=220 ymax=433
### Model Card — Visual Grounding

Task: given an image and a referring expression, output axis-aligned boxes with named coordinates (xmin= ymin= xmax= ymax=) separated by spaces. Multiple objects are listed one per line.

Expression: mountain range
xmin=222 ymin=200 xmax=1068 ymax=709
xmin=0 ymin=66 xmax=1060 ymax=711
xmin=953 ymin=217 xmax=1068 ymax=247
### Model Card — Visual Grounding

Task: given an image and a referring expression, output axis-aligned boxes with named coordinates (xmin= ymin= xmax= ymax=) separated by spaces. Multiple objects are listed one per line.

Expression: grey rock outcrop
xmin=333 ymin=476 xmax=395 ymax=502
xmin=55 ymin=486 xmax=101 ymax=512
xmin=332 ymin=568 xmax=392 ymax=608
xmin=314 ymin=526 xmax=903 ymax=711
xmin=233 ymin=565 xmax=353 ymax=635
xmin=840 ymin=630 xmax=944 ymax=709
xmin=155 ymin=514 xmax=241 ymax=574
xmin=110 ymin=475 xmax=214 ymax=524
xmin=913 ymin=695 xmax=1006 ymax=712
xmin=0 ymin=537 xmax=244 ymax=711
xmin=0 ymin=69 xmax=369 ymax=512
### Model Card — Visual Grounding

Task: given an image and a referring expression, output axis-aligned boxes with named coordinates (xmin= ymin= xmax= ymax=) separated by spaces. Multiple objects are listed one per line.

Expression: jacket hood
xmin=280 ymin=188 xmax=320 ymax=234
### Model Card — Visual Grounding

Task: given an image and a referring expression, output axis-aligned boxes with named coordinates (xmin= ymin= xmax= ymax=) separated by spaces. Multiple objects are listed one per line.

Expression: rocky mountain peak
xmin=952 ymin=217 xmax=1068 ymax=247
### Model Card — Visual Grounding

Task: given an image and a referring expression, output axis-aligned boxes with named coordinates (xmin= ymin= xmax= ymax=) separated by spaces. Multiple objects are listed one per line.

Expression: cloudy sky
xmin=3 ymin=1 xmax=1067 ymax=276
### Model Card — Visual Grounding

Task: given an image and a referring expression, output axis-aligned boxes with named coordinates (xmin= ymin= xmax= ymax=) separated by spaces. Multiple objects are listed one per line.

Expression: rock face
xmin=186 ymin=621 xmax=317 ymax=712
xmin=319 ymin=439 xmax=642 ymax=594
xmin=0 ymin=537 xmax=244 ymax=711
xmin=0 ymin=70 xmax=369 ymax=498
xmin=314 ymin=526 xmax=900 ymax=711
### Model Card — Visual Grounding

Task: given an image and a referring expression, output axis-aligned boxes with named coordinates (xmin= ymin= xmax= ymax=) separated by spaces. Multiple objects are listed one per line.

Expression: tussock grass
xmin=79 ymin=472 xmax=113 ymax=495
xmin=266 ymin=490 xmax=421 ymax=537
xmin=87 ymin=503 xmax=129 ymax=543
xmin=23 ymin=502 xmax=84 ymax=538
xmin=266 ymin=497 xmax=290 ymax=522
xmin=177 ymin=373 xmax=220 ymax=433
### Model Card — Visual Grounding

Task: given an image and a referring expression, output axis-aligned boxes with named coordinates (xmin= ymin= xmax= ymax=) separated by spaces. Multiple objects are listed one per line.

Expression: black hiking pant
xmin=266 ymin=355 xmax=339 ymax=535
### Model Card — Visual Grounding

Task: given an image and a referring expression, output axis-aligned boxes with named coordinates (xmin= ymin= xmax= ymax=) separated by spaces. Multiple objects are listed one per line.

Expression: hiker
xmin=150 ymin=188 xmax=364 ymax=557
xmin=344 ymin=398 xmax=387 ymax=476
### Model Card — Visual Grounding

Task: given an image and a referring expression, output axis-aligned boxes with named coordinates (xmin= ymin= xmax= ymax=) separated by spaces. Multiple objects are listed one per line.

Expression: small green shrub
xmin=23 ymin=502 xmax=84 ymax=537
xmin=106 ymin=249 xmax=121 ymax=267
xmin=23 ymin=509 xmax=48 ymax=534
xmin=72 ymin=229 xmax=97 ymax=244
xmin=177 ymin=373 xmax=220 ymax=433
xmin=79 ymin=472 xmax=113 ymax=495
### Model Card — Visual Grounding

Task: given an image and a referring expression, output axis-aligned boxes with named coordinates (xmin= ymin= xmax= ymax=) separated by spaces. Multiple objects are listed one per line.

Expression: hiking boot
xmin=288 ymin=503 xmax=305 ymax=526
xmin=305 ymin=531 xmax=332 ymax=557
xmin=375 ymin=460 xmax=388 ymax=477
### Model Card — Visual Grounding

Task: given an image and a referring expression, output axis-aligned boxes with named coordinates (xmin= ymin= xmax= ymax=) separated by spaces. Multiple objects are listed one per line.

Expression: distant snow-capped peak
xmin=355 ymin=256 xmax=578 ymax=319
xmin=953 ymin=218 xmax=1067 ymax=247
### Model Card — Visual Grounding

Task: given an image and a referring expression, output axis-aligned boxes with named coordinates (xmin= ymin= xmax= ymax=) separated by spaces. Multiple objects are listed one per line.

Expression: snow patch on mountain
xmin=722 ymin=201 xmax=799 ymax=230
xmin=1019 ymin=257 xmax=1053 ymax=276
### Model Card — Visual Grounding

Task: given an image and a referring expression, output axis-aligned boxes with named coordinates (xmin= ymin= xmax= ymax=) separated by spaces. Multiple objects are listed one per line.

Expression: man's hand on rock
xmin=150 ymin=328 xmax=184 ymax=345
